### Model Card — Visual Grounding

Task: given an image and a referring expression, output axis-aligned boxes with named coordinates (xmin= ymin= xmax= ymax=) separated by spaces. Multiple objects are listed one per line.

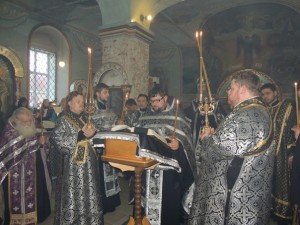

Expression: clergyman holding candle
xmin=135 ymin=85 xmax=196 ymax=225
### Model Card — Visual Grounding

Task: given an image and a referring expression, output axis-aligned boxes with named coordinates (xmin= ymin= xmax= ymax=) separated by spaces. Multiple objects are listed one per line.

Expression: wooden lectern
xmin=100 ymin=138 xmax=156 ymax=225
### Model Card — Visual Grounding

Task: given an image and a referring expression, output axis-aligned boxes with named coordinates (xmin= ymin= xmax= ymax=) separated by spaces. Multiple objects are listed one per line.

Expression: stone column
xmin=98 ymin=24 xmax=153 ymax=98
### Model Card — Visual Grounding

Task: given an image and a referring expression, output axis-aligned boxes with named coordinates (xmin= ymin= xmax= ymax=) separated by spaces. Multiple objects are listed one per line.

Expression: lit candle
xmin=196 ymin=31 xmax=203 ymax=102
xmin=195 ymin=32 xmax=200 ymax=50
xmin=87 ymin=47 xmax=92 ymax=74
xmin=295 ymin=82 xmax=299 ymax=124
xmin=195 ymin=31 xmax=203 ymax=57
xmin=199 ymin=31 xmax=203 ymax=57
xmin=173 ymin=99 xmax=179 ymax=138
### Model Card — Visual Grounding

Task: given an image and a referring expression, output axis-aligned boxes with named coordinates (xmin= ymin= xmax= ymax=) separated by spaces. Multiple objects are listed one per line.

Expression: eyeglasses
xmin=150 ymin=96 xmax=165 ymax=104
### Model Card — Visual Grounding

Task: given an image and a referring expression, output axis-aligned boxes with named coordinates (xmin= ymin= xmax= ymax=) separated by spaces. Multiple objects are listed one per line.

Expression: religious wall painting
xmin=0 ymin=45 xmax=25 ymax=120
xmin=70 ymin=79 xmax=88 ymax=98
xmin=181 ymin=47 xmax=199 ymax=95
xmin=216 ymin=69 xmax=278 ymax=112
xmin=150 ymin=67 xmax=168 ymax=94
xmin=94 ymin=62 xmax=129 ymax=117
xmin=0 ymin=56 xmax=14 ymax=119
xmin=107 ymin=87 xmax=123 ymax=118
xmin=181 ymin=3 xmax=300 ymax=97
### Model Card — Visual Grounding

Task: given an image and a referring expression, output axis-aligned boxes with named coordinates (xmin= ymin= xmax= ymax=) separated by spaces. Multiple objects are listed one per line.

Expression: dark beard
xmin=15 ymin=122 xmax=37 ymax=138
xmin=153 ymin=108 xmax=163 ymax=114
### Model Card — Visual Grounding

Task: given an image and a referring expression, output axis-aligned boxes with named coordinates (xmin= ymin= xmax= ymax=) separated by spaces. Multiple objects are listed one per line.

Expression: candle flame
xmin=88 ymin=47 xmax=91 ymax=54
xmin=200 ymin=31 xmax=203 ymax=37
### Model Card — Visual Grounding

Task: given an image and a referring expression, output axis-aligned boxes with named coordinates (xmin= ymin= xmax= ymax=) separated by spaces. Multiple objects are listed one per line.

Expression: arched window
xmin=28 ymin=25 xmax=70 ymax=109
xmin=29 ymin=47 xmax=56 ymax=107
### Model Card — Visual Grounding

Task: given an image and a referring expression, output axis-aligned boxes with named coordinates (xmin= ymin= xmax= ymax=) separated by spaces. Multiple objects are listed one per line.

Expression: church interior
xmin=1 ymin=0 xmax=300 ymax=225
xmin=1 ymin=0 xmax=300 ymax=117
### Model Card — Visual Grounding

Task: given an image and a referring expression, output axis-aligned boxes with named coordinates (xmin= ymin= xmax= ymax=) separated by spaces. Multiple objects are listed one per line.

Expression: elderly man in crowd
xmin=0 ymin=107 xmax=51 ymax=225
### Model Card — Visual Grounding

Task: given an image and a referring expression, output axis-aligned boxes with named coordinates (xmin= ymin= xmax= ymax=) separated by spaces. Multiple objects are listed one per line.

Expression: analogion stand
xmin=101 ymin=138 xmax=156 ymax=225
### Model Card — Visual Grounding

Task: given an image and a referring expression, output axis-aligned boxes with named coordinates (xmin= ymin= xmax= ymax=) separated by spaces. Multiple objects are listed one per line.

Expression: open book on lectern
xmin=93 ymin=125 xmax=181 ymax=172
xmin=111 ymin=124 xmax=169 ymax=147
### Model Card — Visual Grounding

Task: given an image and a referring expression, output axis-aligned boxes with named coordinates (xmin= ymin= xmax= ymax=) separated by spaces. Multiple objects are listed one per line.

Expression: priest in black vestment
xmin=135 ymin=85 xmax=196 ymax=225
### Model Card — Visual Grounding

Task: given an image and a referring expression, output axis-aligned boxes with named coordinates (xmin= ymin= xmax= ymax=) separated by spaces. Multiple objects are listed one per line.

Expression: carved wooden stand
xmin=101 ymin=139 xmax=155 ymax=225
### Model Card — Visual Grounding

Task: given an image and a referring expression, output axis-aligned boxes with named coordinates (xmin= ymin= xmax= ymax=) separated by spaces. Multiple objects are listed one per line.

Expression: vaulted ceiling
xmin=4 ymin=0 xmax=300 ymax=37
xmin=2 ymin=0 xmax=300 ymax=97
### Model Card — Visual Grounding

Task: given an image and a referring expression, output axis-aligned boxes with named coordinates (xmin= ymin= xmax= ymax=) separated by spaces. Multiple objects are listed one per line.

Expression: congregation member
xmin=136 ymin=85 xmax=196 ymax=225
xmin=92 ymin=82 xmax=121 ymax=213
xmin=261 ymin=83 xmax=297 ymax=224
xmin=15 ymin=97 xmax=30 ymax=110
xmin=50 ymin=91 xmax=103 ymax=225
xmin=35 ymin=99 xmax=58 ymax=124
xmin=136 ymin=93 xmax=149 ymax=114
xmin=123 ymin=98 xmax=138 ymax=127
xmin=188 ymin=70 xmax=275 ymax=225
xmin=120 ymin=94 xmax=149 ymax=127
xmin=0 ymin=107 xmax=51 ymax=225
xmin=132 ymin=93 xmax=150 ymax=125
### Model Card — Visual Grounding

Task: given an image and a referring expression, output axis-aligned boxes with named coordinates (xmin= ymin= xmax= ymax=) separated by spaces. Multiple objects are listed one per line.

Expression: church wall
xmin=0 ymin=17 xmax=36 ymax=99
xmin=99 ymin=26 xmax=152 ymax=99
xmin=0 ymin=3 xmax=102 ymax=103
xmin=149 ymin=2 xmax=300 ymax=108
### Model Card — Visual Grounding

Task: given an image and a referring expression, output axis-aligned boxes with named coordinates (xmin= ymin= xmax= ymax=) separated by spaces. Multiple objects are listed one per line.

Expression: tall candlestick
xmin=196 ymin=31 xmax=203 ymax=102
xmin=200 ymin=32 xmax=204 ymax=102
xmin=85 ymin=47 xmax=95 ymax=128
xmin=295 ymin=82 xmax=299 ymax=125
xmin=120 ymin=93 xmax=129 ymax=121
xmin=173 ymin=99 xmax=179 ymax=138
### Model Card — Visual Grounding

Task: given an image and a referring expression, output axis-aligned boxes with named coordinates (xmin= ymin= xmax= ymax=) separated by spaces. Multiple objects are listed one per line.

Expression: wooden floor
xmin=39 ymin=177 xmax=132 ymax=225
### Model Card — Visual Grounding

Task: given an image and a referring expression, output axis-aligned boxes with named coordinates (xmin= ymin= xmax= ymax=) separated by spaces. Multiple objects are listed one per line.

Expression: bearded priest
xmin=0 ymin=107 xmax=51 ymax=225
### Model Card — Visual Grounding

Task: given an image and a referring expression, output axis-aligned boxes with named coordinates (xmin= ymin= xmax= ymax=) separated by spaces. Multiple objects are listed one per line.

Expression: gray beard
xmin=15 ymin=123 xmax=37 ymax=138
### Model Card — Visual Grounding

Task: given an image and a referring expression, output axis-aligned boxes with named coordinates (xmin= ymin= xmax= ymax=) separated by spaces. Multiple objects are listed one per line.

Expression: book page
xmin=146 ymin=129 xmax=169 ymax=147
xmin=111 ymin=124 xmax=133 ymax=132
xmin=111 ymin=125 xmax=169 ymax=147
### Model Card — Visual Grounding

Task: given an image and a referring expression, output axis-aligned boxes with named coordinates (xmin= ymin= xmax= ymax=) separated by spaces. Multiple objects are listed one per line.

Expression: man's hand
xmin=82 ymin=124 xmax=96 ymax=138
xmin=291 ymin=124 xmax=300 ymax=140
xmin=116 ymin=119 xmax=125 ymax=125
xmin=200 ymin=127 xmax=215 ymax=141
xmin=168 ymin=137 xmax=179 ymax=150
xmin=39 ymin=134 xmax=46 ymax=145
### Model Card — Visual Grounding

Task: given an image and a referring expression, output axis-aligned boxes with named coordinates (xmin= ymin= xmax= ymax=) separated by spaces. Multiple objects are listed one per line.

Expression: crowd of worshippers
xmin=0 ymin=70 xmax=300 ymax=225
